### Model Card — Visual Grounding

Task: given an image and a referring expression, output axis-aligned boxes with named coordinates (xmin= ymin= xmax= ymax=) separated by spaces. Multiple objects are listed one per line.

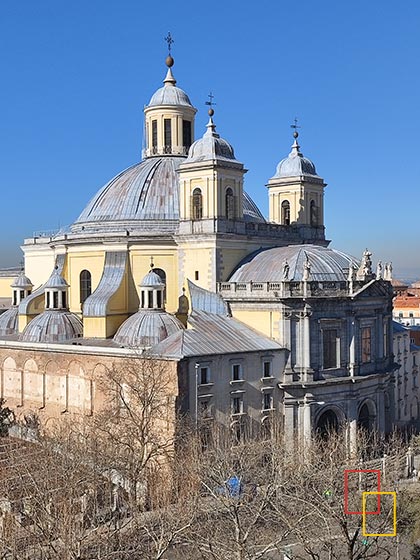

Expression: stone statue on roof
xmin=282 ymin=260 xmax=290 ymax=281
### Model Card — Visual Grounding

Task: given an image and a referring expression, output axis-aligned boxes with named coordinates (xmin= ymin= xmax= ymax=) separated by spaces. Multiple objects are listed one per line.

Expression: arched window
xmin=225 ymin=187 xmax=235 ymax=219
xmin=310 ymin=200 xmax=318 ymax=226
xmin=192 ymin=188 xmax=203 ymax=220
xmin=80 ymin=270 xmax=92 ymax=304
xmin=281 ymin=200 xmax=290 ymax=225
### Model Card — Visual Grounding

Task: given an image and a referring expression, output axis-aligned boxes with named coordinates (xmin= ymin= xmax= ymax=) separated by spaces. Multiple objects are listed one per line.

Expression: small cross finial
xmin=150 ymin=256 xmax=154 ymax=269
xmin=205 ymin=92 xmax=216 ymax=116
xmin=164 ymin=32 xmax=174 ymax=55
xmin=290 ymin=117 xmax=301 ymax=139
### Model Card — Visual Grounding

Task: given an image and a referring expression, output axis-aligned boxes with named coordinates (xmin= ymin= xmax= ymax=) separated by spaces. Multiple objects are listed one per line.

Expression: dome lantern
xmin=140 ymin=266 xmax=165 ymax=310
xmin=143 ymin=50 xmax=197 ymax=159
xmin=44 ymin=266 xmax=69 ymax=310
xmin=11 ymin=271 xmax=33 ymax=306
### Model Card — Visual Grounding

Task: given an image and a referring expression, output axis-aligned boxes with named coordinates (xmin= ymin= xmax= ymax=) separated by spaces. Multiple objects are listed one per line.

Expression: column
xmin=303 ymin=307 xmax=312 ymax=382
xmin=349 ymin=314 xmax=356 ymax=376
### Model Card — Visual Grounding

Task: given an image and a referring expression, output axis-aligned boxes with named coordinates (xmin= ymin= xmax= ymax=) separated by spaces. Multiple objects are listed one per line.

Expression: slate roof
xmin=150 ymin=310 xmax=283 ymax=359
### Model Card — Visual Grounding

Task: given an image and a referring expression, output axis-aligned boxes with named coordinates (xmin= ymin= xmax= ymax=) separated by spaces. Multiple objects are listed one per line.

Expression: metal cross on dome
xmin=205 ymin=92 xmax=216 ymax=108
xmin=164 ymin=32 xmax=174 ymax=54
xmin=290 ymin=117 xmax=301 ymax=131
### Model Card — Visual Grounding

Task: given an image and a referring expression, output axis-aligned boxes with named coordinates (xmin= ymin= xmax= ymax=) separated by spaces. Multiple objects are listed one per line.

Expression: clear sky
xmin=1 ymin=0 xmax=419 ymax=280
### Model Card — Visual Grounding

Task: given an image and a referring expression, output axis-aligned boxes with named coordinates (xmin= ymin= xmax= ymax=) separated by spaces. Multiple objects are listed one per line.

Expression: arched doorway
xmin=316 ymin=409 xmax=339 ymax=439
xmin=358 ymin=402 xmax=376 ymax=431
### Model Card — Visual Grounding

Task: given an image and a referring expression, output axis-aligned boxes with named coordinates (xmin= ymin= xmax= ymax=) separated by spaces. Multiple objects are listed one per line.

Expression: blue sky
xmin=1 ymin=0 xmax=419 ymax=280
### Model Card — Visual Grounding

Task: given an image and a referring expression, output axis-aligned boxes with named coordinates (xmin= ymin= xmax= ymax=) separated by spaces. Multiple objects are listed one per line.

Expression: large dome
xmin=20 ymin=310 xmax=83 ymax=343
xmin=114 ymin=309 xmax=184 ymax=348
xmin=72 ymin=156 xmax=265 ymax=232
xmin=230 ymin=245 xmax=357 ymax=283
xmin=72 ymin=157 xmax=183 ymax=233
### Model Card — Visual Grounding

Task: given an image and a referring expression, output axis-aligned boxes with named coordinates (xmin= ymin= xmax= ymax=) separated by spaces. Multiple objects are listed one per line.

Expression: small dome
xmin=11 ymin=272 xmax=33 ymax=289
xmin=44 ymin=268 xmax=69 ymax=288
xmin=186 ymin=117 xmax=236 ymax=162
xmin=230 ymin=244 xmax=357 ymax=283
xmin=141 ymin=270 xmax=165 ymax=287
xmin=114 ymin=309 xmax=184 ymax=348
xmin=273 ymin=138 xmax=319 ymax=179
xmin=20 ymin=310 xmax=83 ymax=343
xmin=0 ymin=307 xmax=19 ymax=336
xmin=148 ymin=67 xmax=193 ymax=108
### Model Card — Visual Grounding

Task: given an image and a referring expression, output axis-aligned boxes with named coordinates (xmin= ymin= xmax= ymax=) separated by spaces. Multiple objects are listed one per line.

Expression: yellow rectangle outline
xmin=362 ymin=491 xmax=397 ymax=537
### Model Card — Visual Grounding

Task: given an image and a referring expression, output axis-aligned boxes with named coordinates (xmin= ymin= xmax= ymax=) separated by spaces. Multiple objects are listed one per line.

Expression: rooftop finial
xmin=150 ymin=256 xmax=154 ymax=270
xmin=164 ymin=32 xmax=175 ymax=68
xmin=205 ymin=91 xmax=216 ymax=117
xmin=290 ymin=117 xmax=300 ymax=139
xmin=289 ymin=117 xmax=302 ymax=156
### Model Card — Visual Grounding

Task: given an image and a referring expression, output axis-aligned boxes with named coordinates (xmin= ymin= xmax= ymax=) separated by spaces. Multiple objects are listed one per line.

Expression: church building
xmin=0 ymin=50 xmax=408 ymax=446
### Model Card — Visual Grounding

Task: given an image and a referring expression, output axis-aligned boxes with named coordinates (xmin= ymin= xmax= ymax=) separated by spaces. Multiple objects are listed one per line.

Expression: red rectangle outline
xmin=344 ymin=469 xmax=381 ymax=515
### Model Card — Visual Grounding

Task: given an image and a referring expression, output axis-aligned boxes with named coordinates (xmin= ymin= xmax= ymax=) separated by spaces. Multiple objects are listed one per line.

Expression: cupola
xmin=267 ymin=128 xmax=326 ymax=230
xmin=20 ymin=266 xmax=83 ymax=343
xmin=11 ymin=271 xmax=33 ymax=306
xmin=178 ymin=106 xmax=246 ymax=225
xmin=114 ymin=266 xmax=184 ymax=348
xmin=44 ymin=266 xmax=69 ymax=310
xmin=143 ymin=50 xmax=197 ymax=158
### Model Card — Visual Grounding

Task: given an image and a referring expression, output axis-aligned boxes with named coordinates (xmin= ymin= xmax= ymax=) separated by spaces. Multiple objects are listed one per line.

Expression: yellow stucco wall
xmin=230 ymin=308 xmax=281 ymax=340
xmin=0 ymin=277 xmax=16 ymax=299
xmin=66 ymin=251 xmax=105 ymax=313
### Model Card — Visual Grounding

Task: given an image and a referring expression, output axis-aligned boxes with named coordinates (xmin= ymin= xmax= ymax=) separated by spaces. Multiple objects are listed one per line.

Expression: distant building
xmin=392 ymin=322 xmax=420 ymax=430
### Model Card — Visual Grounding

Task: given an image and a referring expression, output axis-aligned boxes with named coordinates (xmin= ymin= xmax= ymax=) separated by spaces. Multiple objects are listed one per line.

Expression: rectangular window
xmin=13 ymin=292 xmax=17 ymax=306
xmin=152 ymin=120 xmax=158 ymax=149
xmin=195 ymin=271 xmax=199 ymax=281
xmin=361 ymin=327 xmax=372 ymax=363
xmin=62 ymin=292 xmax=66 ymax=309
xmin=323 ymin=329 xmax=338 ymax=369
xmin=409 ymin=312 xmax=414 ymax=318
xmin=200 ymin=367 xmax=209 ymax=385
xmin=148 ymin=291 xmax=153 ymax=309
xmin=183 ymin=120 xmax=192 ymax=150
xmin=263 ymin=392 xmax=273 ymax=411
xmin=232 ymin=364 xmax=242 ymax=381
xmin=232 ymin=396 xmax=243 ymax=415
xmin=164 ymin=118 xmax=172 ymax=151
xmin=263 ymin=361 xmax=272 ymax=377
xmin=53 ymin=291 xmax=58 ymax=309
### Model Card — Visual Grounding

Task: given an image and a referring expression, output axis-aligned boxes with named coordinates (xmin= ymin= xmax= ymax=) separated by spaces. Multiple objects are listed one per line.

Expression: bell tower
xmin=177 ymin=106 xmax=246 ymax=227
xmin=267 ymin=129 xmax=326 ymax=228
